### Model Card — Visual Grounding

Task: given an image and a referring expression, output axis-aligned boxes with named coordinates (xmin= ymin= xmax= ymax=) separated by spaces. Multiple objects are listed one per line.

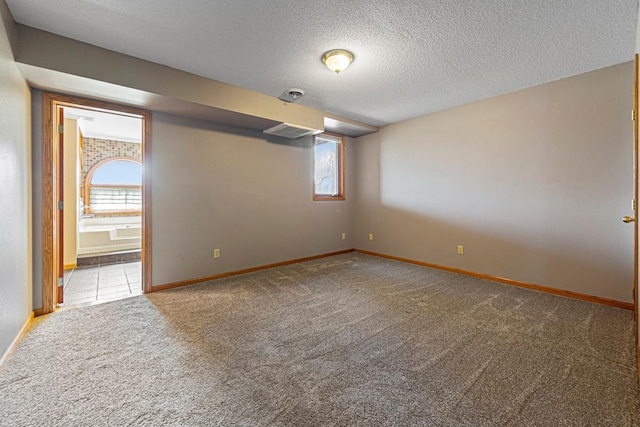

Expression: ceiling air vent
xmin=263 ymin=123 xmax=322 ymax=139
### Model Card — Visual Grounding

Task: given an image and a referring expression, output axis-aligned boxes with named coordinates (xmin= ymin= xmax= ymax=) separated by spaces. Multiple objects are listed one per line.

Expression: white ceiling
xmin=7 ymin=0 xmax=638 ymax=127
xmin=64 ymin=107 xmax=142 ymax=143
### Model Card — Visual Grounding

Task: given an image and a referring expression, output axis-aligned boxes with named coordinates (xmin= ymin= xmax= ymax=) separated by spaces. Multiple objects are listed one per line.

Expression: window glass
xmin=314 ymin=134 xmax=344 ymax=200
xmin=89 ymin=187 xmax=141 ymax=212
xmin=91 ymin=160 xmax=141 ymax=185
xmin=87 ymin=159 xmax=142 ymax=212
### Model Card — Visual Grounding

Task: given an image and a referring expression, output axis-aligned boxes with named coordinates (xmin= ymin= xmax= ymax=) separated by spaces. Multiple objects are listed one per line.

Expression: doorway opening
xmin=62 ymin=107 xmax=143 ymax=306
xmin=41 ymin=93 xmax=152 ymax=313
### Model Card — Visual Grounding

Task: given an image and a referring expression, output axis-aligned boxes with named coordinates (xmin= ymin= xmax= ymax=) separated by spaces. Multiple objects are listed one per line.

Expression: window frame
xmin=84 ymin=156 xmax=142 ymax=216
xmin=313 ymin=133 xmax=346 ymax=201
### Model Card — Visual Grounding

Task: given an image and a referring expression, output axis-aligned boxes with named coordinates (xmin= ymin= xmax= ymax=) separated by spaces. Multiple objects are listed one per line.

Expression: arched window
xmin=84 ymin=157 xmax=142 ymax=214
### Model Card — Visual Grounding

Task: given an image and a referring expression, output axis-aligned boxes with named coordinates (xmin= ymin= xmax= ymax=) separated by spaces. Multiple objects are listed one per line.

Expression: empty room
xmin=1 ymin=0 xmax=640 ymax=425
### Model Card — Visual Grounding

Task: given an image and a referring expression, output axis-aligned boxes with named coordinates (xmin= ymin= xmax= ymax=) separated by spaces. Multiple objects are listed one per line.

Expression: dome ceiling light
xmin=322 ymin=49 xmax=354 ymax=74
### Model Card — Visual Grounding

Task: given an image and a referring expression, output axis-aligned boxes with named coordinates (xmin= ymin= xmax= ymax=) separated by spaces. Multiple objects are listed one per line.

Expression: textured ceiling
xmin=6 ymin=0 xmax=638 ymax=126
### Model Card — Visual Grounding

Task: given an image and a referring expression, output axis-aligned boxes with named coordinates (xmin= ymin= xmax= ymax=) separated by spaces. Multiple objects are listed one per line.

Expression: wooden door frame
xmin=56 ymin=106 xmax=65 ymax=304
xmin=634 ymin=54 xmax=639 ymax=381
xmin=41 ymin=92 xmax=152 ymax=314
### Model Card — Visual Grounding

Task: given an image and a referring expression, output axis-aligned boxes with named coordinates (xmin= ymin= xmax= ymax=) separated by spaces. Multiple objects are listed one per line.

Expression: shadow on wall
xmin=149 ymin=112 xmax=352 ymax=286
xmin=353 ymin=62 xmax=634 ymax=304
xmin=357 ymin=202 xmax=633 ymax=303
xmin=154 ymin=112 xmax=313 ymax=149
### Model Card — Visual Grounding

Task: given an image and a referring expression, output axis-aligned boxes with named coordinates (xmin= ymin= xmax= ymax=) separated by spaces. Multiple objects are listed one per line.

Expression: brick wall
xmin=81 ymin=138 xmax=142 ymax=203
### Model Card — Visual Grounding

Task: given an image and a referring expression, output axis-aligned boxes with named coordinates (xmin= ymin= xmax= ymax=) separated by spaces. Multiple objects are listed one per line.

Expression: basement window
xmin=313 ymin=133 xmax=345 ymax=201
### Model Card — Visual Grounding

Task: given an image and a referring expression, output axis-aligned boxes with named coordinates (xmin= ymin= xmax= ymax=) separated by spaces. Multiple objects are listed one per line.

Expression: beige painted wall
xmin=151 ymin=113 xmax=354 ymax=286
xmin=0 ymin=0 xmax=32 ymax=360
xmin=31 ymin=90 xmax=42 ymax=310
xmin=63 ymin=118 xmax=78 ymax=267
xmin=354 ymin=62 xmax=634 ymax=303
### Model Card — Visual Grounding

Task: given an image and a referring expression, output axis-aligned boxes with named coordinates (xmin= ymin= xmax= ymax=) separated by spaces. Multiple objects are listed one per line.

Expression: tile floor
xmin=62 ymin=261 xmax=142 ymax=306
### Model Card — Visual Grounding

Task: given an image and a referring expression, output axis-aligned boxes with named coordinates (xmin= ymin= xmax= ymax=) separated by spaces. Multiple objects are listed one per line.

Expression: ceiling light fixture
xmin=322 ymin=49 xmax=354 ymax=74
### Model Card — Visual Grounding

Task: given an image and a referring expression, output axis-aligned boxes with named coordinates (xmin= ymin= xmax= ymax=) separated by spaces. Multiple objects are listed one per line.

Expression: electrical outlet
xmin=368 ymin=233 xmax=374 ymax=241
xmin=457 ymin=245 xmax=464 ymax=255
xmin=214 ymin=248 xmax=221 ymax=259
xmin=342 ymin=232 xmax=346 ymax=240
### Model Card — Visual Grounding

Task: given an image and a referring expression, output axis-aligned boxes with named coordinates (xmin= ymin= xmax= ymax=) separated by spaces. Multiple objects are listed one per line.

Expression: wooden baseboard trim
xmin=0 ymin=312 xmax=35 ymax=373
xmin=355 ymin=249 xmax=634 ymax=311
xmin=151 ymin=249 xmax=356 ymax=292
xmin=33 ymin=307 xmax=47 ymax=317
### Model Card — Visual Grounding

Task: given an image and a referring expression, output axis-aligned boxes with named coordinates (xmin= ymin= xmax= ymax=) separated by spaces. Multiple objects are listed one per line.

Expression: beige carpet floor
xmin=1 ymin=253 xmax=639 ymax=426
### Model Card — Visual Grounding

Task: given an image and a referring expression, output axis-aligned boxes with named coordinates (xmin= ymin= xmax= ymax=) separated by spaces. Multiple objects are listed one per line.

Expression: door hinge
xmin=57 ymin=124 xmax=63 ymax=134
xmin=58 ymin=201 xmax=63 ymax=210
xmin=57 ymin=277 xmax=64 ymax=288
xmin=633 ymin=110 xmax=637 ymax=121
